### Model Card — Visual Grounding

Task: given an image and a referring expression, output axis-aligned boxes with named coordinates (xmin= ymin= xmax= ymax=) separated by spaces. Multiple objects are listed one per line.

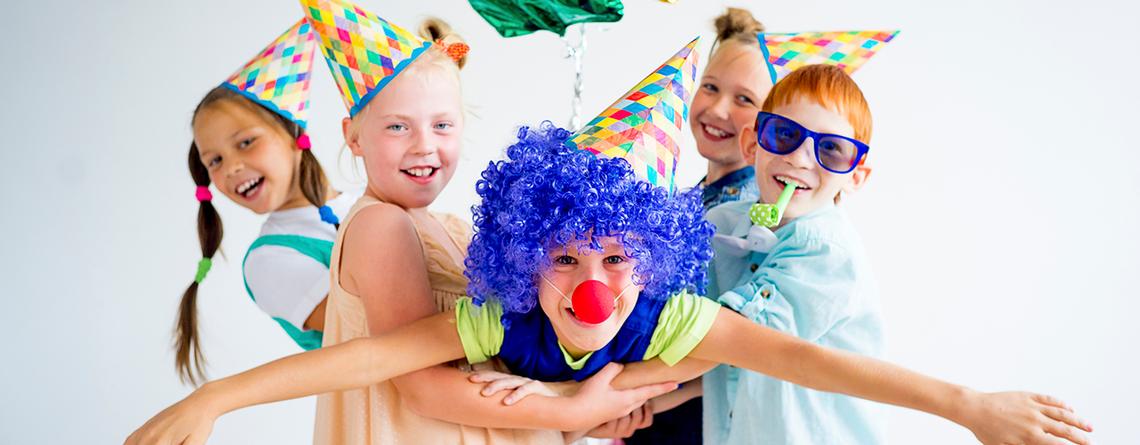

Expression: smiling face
xmin=344 ymin=58 xmax=464 ymax=209
xmin=192 ymin=99 xmax=306 ymax=214
xmin=741 ymin=99 xmax=871 ymax=222
xmin=689 ymin=41 xmax=774 ymax=173
xmin=537 ymin=237 xmax=643 ymax=357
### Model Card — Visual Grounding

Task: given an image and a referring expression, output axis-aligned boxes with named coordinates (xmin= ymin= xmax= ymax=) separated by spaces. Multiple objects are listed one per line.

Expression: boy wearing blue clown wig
xmin=459 ymin=123 xmax=718 ymax=384
xmin=127 ymin=40 xmax=1090 ymax=445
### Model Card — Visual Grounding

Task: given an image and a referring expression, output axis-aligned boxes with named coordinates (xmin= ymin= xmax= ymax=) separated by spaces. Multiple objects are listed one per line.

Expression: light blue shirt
xmin=702 ymin=200 xmax=887 ymax=445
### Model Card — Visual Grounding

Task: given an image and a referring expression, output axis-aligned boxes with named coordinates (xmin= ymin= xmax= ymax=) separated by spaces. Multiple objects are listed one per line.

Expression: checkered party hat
xmin=300 ymin=0 xmax=433 ymax=117
xmin=566 ymin=37 xmax=699 ymax=193
xmin=221 ymin=18 xmax=317 ymax=128
xmin=759 ymin=30 xmax=899 ymax=84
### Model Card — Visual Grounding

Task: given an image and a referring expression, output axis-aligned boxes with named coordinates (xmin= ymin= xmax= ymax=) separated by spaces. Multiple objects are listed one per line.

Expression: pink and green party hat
xmin=221 ymin=18 xmax=317 ymax=128
xmin=566 ymin=37 xmax=700 ymax=193
xmin=759 ymin=30 xmax=899 ymax=84
xmin=300 ymin=0 xmax=432 ymax=117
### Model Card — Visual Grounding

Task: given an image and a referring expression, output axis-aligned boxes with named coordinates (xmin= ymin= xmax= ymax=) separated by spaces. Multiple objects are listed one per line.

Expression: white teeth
xmin=405 ymin=167 xmax=434 ymax=178
xmin=776 ymin=176 xmax=808 ymax=189
xmin=236 ymin=178 xmax=260 ymax=195
xmin=703 ymin=124 xmax=730 ymax=138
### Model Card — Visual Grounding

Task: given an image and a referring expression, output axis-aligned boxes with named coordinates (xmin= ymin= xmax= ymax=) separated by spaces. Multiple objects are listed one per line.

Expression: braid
xmin=175 ymin=143 xmax=223 ymax=386
xmin=298 ymin=145 xmax=339 ymax=229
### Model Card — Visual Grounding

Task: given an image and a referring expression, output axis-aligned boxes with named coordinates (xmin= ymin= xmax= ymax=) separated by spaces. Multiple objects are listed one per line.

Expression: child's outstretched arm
xmin=124 ymin=310 xmax=676 ymax=445
xmin=124 ymin=312 xmax=464 ymax=445
xmin=689 ymin=308 xmax=1093 ymax=445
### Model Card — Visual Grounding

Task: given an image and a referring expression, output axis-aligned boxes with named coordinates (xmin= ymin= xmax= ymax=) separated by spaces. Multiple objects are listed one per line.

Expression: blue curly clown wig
xmin=464 ymin=123 xmax=715 ymax=314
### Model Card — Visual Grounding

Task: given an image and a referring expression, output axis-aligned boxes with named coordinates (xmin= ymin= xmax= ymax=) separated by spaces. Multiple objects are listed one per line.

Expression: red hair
xmin=761 ymin=64 xmax=873 ymax=144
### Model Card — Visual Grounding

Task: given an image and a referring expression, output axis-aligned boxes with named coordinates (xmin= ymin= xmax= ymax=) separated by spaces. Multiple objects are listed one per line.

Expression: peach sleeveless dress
xmin=313 ymin=195 xmax=562 ymax=445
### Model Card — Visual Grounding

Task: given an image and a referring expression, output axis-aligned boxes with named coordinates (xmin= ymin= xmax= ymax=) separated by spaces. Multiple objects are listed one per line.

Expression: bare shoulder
xmin=344 ymin=202 xmax=417 ymax=248
xmin=340 ymin=203 xmax=425 ymax=277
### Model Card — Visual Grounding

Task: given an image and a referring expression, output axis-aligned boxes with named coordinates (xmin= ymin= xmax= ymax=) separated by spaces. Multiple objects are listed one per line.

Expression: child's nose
xmin=410 ymin=131 xmax=438 ymax=156
xmin=223 ymin=158 xmax=244 ymax=176
xmin=573 ymin=261 xmax=607 ymax=284
xmin=708 ymin=94 xmax=732 ymax=119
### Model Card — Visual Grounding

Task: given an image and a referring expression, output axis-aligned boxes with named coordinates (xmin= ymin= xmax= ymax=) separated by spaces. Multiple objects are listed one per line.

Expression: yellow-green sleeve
xmin=643 ymin=292 xmax=721 ymax=366
xmin=454 ymin=297 xmax=504 ymax=364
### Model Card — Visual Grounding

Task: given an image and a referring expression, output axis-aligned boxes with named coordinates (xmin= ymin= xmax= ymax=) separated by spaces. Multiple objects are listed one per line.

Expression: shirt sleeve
xmin=643 ymin=292 xmax=721 ymax=366
xmin=454 ymin=297 xmax=505 ymax=364
xmin=717 ymin=233 xmax=858 ymax=342
xmin=243 ymin=245 xmax=331 ymax=331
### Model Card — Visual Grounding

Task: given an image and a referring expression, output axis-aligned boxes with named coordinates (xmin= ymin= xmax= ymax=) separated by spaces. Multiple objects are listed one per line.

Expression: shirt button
xmin=750 ymin=263 xmax=759 ymax=272
xmin=761 ymin=289 xmax=771 ymax=299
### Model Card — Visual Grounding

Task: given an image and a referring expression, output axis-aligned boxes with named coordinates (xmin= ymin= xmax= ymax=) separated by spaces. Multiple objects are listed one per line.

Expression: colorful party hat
xmin=566 ymin=37 xmax=700 ymax=193
xmin=221 ymin=18 xmax=317 ymax=128
xmin=300 ymin=0 xmax=432 ymax=117
xmin=759 ymin=30 xmax=899 ymax=84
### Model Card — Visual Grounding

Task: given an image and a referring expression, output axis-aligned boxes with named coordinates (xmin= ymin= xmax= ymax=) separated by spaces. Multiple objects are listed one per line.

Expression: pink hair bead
xmin=195 ymin=186 xmax=213 ymax=202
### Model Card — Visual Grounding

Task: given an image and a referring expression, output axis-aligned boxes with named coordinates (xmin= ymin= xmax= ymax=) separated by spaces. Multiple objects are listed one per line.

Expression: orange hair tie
xmin=436 ymin=40 xmax=469 ymax=63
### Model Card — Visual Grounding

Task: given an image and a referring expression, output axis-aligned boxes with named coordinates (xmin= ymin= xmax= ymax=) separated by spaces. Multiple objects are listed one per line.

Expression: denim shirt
xmin=702 ymin=200 xmax=887 ymax=445
xmin=700 ymin=166 xmax=760 ymax=210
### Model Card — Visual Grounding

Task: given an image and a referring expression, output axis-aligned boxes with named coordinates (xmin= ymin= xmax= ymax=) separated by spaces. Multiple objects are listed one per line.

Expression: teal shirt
xmin=703 ymin=201 xmax=887 ymax=444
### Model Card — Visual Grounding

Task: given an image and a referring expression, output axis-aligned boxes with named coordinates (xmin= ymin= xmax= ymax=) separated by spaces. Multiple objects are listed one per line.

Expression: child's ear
xmin=843 ymin=162 xmax=873 ymax=194
xmin=738 ymin=125 xmax=759 ymax=165
xmin=342 ymin=117 xmax=363 ymax=157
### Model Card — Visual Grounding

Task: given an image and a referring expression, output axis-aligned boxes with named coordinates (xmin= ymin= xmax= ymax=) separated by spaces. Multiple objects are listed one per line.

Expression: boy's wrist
xmin=938 ymin=384 xmax=982 ymax=428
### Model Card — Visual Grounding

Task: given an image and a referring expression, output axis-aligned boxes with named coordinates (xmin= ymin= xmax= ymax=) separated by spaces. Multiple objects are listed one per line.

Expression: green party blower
xmin=749 ymin=182 xmax=797 ymax=228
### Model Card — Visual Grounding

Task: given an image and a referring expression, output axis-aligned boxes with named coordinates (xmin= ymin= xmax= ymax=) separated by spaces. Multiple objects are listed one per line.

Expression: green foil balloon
xmin=468 ymin=0 xmax=624 ymax=37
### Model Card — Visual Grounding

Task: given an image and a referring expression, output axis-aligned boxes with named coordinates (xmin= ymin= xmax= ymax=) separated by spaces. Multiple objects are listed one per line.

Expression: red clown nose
xmin=571 ymin=280 xmax=617 ymax=324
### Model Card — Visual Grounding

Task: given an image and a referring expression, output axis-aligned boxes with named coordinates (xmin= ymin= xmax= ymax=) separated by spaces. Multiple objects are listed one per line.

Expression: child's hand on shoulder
xmin=957 ymin=390 xmax=1092 ymax=445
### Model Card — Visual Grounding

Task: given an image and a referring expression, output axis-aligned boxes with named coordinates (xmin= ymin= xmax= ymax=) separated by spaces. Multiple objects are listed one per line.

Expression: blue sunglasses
xmin=754 ymin=112 xmax=870 ymax=174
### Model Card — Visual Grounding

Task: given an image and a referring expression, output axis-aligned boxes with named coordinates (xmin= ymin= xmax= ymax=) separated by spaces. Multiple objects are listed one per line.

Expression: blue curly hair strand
xmin=464 ymin=123 xmax=714 ymax=314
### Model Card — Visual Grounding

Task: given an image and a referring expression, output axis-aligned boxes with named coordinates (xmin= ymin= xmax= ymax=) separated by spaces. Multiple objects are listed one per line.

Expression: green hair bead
xmin=194 ymin=258 xmax=213 ymax=284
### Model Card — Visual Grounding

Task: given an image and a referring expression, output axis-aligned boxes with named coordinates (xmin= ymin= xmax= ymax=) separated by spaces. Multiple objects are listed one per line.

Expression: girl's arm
xmin=125 ymin=313 xmax=463 ymax=445
xmin=689 ymin=307 xmax=1093 ymax=445
xmin=648 ymin=378 xmax=702 ymax=414
xmin=124 ymin=311 xmax=676 ymax=445
xmin=303 ymin=297 xmax=327 ymax=331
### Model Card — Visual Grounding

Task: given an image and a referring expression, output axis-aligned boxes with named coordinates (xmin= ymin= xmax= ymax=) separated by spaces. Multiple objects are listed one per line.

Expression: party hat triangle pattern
xmin=759 ymin=30 xmax=899 ymax=84
xmin=567 ymin=37 xmax=700 ymax=193
xmin=221 ymin=18 xmax=317 ymax=128
xmin=300 ymin=0 xmax=432 ymax=117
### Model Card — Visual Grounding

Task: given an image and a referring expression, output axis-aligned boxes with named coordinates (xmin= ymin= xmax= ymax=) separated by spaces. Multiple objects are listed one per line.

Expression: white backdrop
xmin=1 ymin=0 xmax=1137 ymax=443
